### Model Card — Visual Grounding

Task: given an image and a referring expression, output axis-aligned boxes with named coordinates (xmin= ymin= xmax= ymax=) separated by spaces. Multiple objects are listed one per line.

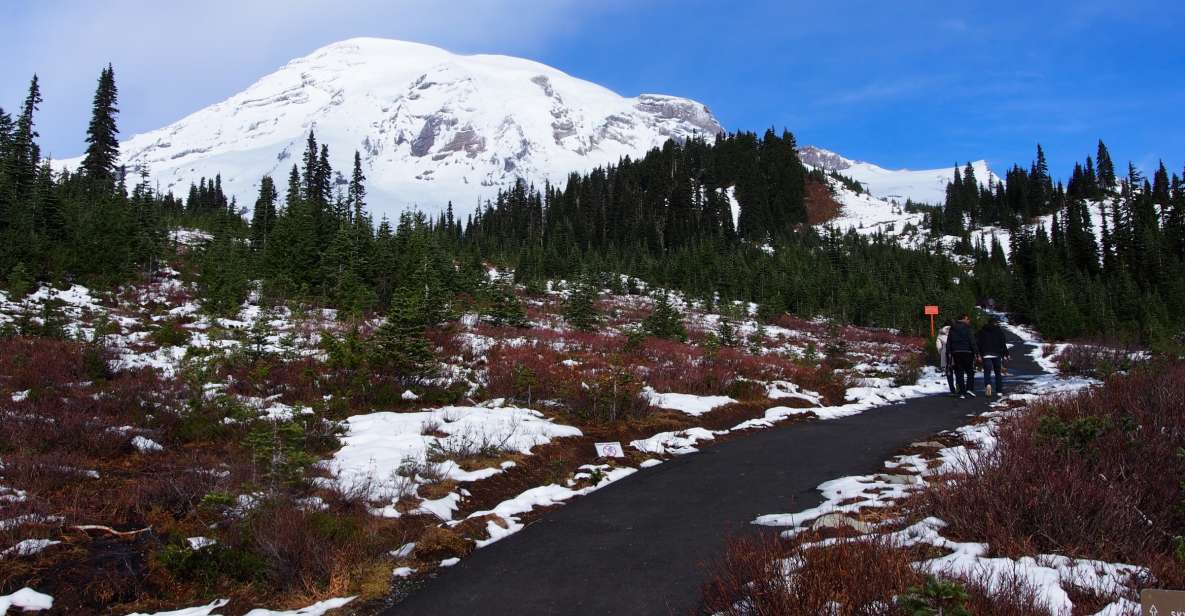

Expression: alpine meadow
xmin=1 ymin=5 xmax=1183 ymax=616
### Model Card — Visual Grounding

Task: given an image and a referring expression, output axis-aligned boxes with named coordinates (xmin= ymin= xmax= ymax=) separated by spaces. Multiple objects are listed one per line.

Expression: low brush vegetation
xmin=0 ymin=252 xmax=927 ymax=613
xmin=701 ymin=360 xmax=1185 ymax=614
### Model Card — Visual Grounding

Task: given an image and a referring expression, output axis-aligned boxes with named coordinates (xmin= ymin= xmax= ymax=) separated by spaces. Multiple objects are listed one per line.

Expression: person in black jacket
xmin=976 ymin=317 xmax=1009 ymax=397
xmin=947 ymin=314 xmax=978 ymax=398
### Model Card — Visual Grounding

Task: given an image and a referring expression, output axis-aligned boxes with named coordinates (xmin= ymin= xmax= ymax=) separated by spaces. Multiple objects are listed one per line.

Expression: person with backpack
xmin=976 ymin=317 xmax=1009 ymax=397
xmin=947 ymin=313 xmax=978 ymax=399
xmin=935 ymin=319 xmax=955 ymax=395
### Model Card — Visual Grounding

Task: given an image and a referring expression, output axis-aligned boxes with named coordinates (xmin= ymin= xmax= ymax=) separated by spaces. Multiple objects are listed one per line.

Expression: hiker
xmin=946 ymin=313 xmax=978 ymax=399
xmin=976 ymin=317 xmax=1009 ymax=397
xmin=935 ymin=319 xmax=955 ymax=395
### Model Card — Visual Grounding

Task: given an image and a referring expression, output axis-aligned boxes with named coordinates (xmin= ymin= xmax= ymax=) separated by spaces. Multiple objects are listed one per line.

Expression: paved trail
xmin=389 ymin=331 xmax=1042 ymax=615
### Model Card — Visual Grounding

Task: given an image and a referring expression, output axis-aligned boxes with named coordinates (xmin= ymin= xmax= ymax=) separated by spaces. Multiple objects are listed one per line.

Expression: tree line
xmin=933 ymin=143 xmax=1185 ymax=345
xmin=10 ymin=66 xmax=1180 ymax=347
xmin=0 ymin=67 xmax=176 ymax=289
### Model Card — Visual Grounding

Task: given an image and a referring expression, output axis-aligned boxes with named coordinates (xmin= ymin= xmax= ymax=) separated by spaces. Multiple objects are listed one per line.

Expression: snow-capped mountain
xmin=800 ymin=145 xmax=998 ymax=206
xmin=63 ymin=38 xmax=722 ymax=219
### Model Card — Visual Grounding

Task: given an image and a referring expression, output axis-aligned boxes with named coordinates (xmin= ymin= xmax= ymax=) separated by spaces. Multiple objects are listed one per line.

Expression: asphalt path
xmin=389 ymin=330 xmax=1041 ymax=615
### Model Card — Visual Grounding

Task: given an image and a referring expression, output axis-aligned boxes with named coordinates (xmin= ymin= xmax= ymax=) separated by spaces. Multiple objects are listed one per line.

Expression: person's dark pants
xmin=953 ymin=352 xmax=975 ymax=394
xmin=983 ymin=356 xmax=1003 ymax=393
xmin=944 ymin=357 xmax=956 ymax=394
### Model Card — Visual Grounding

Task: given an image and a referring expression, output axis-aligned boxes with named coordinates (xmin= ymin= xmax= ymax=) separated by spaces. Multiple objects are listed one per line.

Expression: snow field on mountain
xmin=59 ymin=38 xmax=721 ymax=220
xmin=800 ymin=145 xmax=999 ymax=207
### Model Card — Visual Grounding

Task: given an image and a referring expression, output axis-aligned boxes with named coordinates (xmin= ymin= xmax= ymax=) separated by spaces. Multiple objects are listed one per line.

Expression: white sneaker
xmin=966 ymin=390 xmax=976 ymax=398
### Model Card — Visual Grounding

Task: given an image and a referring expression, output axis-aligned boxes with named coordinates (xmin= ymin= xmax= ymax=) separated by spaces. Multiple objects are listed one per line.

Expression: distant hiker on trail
xmin=976 ymin=317 xmax=1009 ymax=397
xmin=947 ymin=314 xmax=978 ymax=399
xmin=935 ymin=319 xmax=955 ymax=395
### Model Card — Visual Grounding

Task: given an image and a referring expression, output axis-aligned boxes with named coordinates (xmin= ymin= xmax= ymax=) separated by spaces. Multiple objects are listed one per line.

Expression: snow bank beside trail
xmin=901 ymin=518 xmax=1147 ymax=615
xmin=128 ymin=600 xmax=230 ymax=616
xmin=765 ymin=380 xmax=823 ymax=405
xmin=749 ymin=347 xmax=1138 ymax=614
xmin=242 ymin=596 xmax=355 ymax=616
xmin=127 ymin=596 xmax=354 ymax=616
xmin=631 ymin=427 xmax=720 ymax=455
xmin=734 ymin=367 xmax=948 ymax=431
xmin=464 ymin=466 xmax=638 ymax=548
xmin=321 ymin=406 xmax=581 ymax=520
xmin=643 ymin=388 xmax=736 ymax=416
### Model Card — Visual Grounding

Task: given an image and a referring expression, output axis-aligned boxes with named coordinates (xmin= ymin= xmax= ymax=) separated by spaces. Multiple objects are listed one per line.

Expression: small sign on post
xmin=594 ymin=442 xmax=624 ymax=458
xmin=1142 ymin=589 xmax=1185 ymax=615
xmin=924 ymin=305 xmax=940 ymax=338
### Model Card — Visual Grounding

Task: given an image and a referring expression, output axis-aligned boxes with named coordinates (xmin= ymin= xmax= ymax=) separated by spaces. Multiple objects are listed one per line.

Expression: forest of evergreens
xmin=3 ymin=66 xmax=1183 ymax=347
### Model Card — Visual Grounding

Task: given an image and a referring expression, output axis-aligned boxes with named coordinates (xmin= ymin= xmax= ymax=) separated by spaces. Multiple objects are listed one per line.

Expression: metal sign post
xmin=924 ymin=305 xmax=939 ymax=338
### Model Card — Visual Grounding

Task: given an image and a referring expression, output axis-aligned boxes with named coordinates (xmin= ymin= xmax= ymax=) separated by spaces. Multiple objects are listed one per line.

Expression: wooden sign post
xmin=924 ymin=305 xmax=940 ymax=338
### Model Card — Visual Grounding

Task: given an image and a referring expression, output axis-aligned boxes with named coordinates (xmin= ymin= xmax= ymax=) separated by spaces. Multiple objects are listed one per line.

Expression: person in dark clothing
xmin=976 ymin=317 xmax=1010 ymax=397
xmin=947 ymin=314 xmax=978 ymax=398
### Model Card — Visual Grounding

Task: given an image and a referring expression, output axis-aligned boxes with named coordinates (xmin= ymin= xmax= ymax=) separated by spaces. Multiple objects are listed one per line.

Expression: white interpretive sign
xmin=594 ymin=442 xmax=625 ymax=458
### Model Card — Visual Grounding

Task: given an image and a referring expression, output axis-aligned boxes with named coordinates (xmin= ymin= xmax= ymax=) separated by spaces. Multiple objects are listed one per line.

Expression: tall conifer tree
xmin=82 ymin=65 xmax=120 ymax=186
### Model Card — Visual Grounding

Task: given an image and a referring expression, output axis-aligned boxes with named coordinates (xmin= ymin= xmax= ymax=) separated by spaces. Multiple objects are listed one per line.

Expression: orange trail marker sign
xmin=924 ymin=305 xmax=939 ymax=337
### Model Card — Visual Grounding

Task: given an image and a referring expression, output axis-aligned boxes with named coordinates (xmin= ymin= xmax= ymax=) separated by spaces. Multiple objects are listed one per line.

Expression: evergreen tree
xmin=199 ymin=230 xmax=250 ymax=316
xmin=717 ymin=316 xmax=737 ymax=347
xmin=81 ymin=65 xmax=120 ymax=186
xmin=643 ymin=292 xmax=687 ymax=341
xmin=369 ymin=286 xmax=436 ymax=382
xmin=249 ymin=175 xmax=278 ymax=251
xmin=563 ymin=274 xmax=600 ymax=331
xmin=1096 ymin=139 xmax=1116 ymax=190
xmin=486 ymin=276 xmax=529 ymax=327
xmin=348 ymin=150 xmax=366 ymax=223
xmin=8 ymin=76 xmax=42 ymax=202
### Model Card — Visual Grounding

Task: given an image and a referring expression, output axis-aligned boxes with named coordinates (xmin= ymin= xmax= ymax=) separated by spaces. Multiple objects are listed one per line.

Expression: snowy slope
xmin=818 ymin=170 xmax=1111 ymax=259
xmin=60 ymin=38 xmax=722 ymax=219
xmin=800 ymin=145 xmax=998 ymax=206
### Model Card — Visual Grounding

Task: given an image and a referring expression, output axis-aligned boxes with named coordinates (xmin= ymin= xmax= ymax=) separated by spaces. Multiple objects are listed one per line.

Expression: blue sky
xmin=3 ymin=0 xmax=1183 ymax=179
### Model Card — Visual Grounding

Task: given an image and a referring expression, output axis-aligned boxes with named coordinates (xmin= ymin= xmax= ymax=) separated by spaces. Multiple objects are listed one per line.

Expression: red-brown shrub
xmin=921 ymin=362 xmax=1185 ymax=587
xmin=701 ymin=532 xmax=922 ymax=616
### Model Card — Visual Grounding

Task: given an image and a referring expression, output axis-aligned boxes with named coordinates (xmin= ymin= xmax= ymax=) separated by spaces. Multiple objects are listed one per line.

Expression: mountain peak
xmin=64 ymin=37 xmax=723 ymax=219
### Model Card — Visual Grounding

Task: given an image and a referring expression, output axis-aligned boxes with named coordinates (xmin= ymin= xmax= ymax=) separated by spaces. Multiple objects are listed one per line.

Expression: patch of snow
xmin=186 ymin=537 xmax=217 ymax=550
xmin=631 ymin=427 xmax=719 ymax=455
xmin=242 ymin=597 xmax=355 ymax=616
xmin=1 ymin=539 xmax=61 ymax=558
xmin=642 ymin=388 xmax=735 ymax=416
xmin=131 ymin=436 xmax=164 ymax=453
xmin=0 ymin=588 xmax=54 ymax=613
xmin=321 ymin=406 xmax=580 ymax=520
xmin=466 ymin=466 xmax=637 ymax=548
